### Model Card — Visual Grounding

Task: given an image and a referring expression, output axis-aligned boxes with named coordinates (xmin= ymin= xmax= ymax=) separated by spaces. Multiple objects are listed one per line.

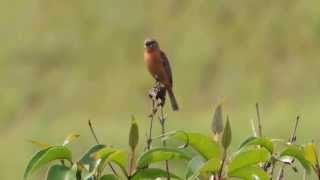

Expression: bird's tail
xmin=168 ymin=88 xmax=179 ymax=111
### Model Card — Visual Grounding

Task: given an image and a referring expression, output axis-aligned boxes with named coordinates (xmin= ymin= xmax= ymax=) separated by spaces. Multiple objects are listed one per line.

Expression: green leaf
xmin=185 ymin=156 xmax=205 ymax=179
xmin=239 ymin=136 xmax=274 ymax=153
xmin=100 ymin=174 xmax=119 ymax=180
xmin=129 ymin=116 xmax=139 ymax=150
xmin=280 ymin=145 xmax=311 ymax=173
xmin=173 ymin=131 xmax=221 ymax=160
xmin=46 ymin=164 xmax=77 ymax=180
xmin=137 ymin=147 xmax=191 ymax=168
xmin=24 ymin=146 xmax=72 ymax=180
xmin=131 ymin=168 xmax=182 ymax=180
xmin=200 ymin=158 xmax=220 ymax=173
xmin=104 ymin=150 xmax=128 ymax=176
xmin=228 ymin=148 xmax=270 ymax=173
xmin=212 ymin=104 xmax=223 ymax=135
xmin=303 ymin=143 xmax=319 ymax=168
xmin=228 ymin=166 xmax=269 ymax=180
xmin=93 ymin=147 xmax=116 ymax=160
xmin=79 ymin=144 xmax=106 ymax=172
xmin=63 ymin=133 xmax=80 ymax=146
xmin=221 ymin=117 xmax=232 ymax=149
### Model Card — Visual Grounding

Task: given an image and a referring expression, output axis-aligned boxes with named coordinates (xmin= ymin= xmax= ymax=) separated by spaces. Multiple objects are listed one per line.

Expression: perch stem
xmin=160 ymin=106 xmax=171 ymax=180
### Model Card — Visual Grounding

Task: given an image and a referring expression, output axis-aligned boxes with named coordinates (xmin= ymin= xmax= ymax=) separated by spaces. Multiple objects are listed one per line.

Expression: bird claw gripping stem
xmin=148 ymin=83 xmax=167 ymax=109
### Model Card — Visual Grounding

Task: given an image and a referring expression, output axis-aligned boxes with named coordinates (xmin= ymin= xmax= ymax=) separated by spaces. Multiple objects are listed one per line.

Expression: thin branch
xmin=160 ymin=106 xmax=170 ymax=180
xmin=255 ymin=103 xmax=263 ymax=137
xmin=217 ymin=149 xmax=227 ymax=180
xmin=88 ymin=120 xmax=118 ymax=176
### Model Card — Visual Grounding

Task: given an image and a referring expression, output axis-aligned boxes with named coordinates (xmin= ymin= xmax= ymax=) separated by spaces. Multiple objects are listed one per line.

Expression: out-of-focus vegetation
xmin=1 ymin=0 xmax=320 ymax=179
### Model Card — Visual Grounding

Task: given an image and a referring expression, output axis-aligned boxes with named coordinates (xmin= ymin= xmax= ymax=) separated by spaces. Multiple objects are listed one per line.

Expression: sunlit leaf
xmin=129 ymin=116 xmax=139 ymax=150
xmin=239 ymin=136 xmax=274 ymax=153
xmin=212 ymin=104 xmax=223 ymax=135
xmin=303 ymin=143 xmax=319 ymax=168
xmin=131 ymin=168 xmax=182 ymax=180
xmin=104 ymin=150 xmax=128 ymax=177
xmin=46 ymin=164 xmax=77 ymax=180
xmin=137 ymin=147 xmax=191 ymax=168
xmin=280 ymin=145 xmax=311 ymax=173
xmin=200 ymin=158 xmax=220 ymax=173
xmin=63 ymin=133 xmax=80 ymax=146
xmin=24 ymin=146 xmax=72 ymax=180
xmin=221 ymin=117 xmax=232 ymax=149
xmin=100 ymin=174 xmax=119 ymax=180
xmin=228 ymin=148 xmax=270 ymax=173
xmin=173 ymin=131 xmax=221 ymax=160
xmin=93 ymin=147 xmax=116 ymax=160
xmin=228 ymin=166 xmax=269 ymax=180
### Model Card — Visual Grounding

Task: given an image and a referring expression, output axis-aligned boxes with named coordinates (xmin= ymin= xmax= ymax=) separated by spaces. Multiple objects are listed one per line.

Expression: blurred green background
xmin=1 ymin=0 xmax=320 ymax=179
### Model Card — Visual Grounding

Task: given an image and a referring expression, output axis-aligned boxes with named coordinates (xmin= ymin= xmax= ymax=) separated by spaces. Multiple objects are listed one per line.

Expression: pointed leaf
xmin=100 ymin=174 xmax=119 ymax=180
xmin=280 ymin=145 xmax=311 ymax=173
xmin=63 ymin=133 xmax=80 ymax=146
xmin=93 ymin=147 xmax=116 ymax=160
xmin=129 ymin=116 xmax=139 ymax=150
xmin=228 ymin=148 xmax=270 ymax=173
xmin=46 ymin=164 xmax=77 ymax=180
xmin=239 ymin=136 xmax=274 ymax=153
xmin=212 ymin=104 xmax=223 ymax=135
xmin=137 ymin=147 xmax=191 ymax=168
xmin=104 ymin=150 xmax=128 ymax=176
xmin=221 ymin=118 xmax=232 ymax=149
xmin=132 ymin=168 xmax=182 ymax=180
xmin=24 ymin=146 xmax=72 ymax=180
xmin=200 ymin=158 xmax=220 ymax=173
xmin=173 ymin=131 xmax=221 ymax=160
xmin=228 ymin=166 xmax=269 ymax=180
xmin=304 ymin=143 xmax=319 ymax=168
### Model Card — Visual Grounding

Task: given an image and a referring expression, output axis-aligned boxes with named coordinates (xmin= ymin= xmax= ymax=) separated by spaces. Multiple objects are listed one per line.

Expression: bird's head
xmin=144 ymin=38 xmax=159 ymax=51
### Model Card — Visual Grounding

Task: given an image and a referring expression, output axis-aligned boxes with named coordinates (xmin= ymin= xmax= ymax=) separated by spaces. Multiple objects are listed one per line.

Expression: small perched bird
xmin=144 ymin=38 xmax=179 ymax=111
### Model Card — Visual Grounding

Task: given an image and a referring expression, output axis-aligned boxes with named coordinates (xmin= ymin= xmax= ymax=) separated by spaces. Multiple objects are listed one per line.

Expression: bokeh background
xmin=1 ymin=0 xmax=320 ymax=179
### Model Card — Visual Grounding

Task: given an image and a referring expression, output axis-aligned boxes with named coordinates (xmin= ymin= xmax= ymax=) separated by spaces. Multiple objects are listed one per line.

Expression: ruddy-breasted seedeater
xmin=144 ymin=38 xmax=179 ymax=111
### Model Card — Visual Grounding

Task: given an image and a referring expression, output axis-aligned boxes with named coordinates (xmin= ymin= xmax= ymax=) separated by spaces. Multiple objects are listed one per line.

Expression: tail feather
xmin=168 ymin=89 xmax=179 ymax=111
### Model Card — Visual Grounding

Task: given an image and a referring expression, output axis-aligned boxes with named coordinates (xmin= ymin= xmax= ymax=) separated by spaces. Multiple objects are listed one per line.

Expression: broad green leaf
xmin=185 ymin=156 xmax=205 ymax=179
xmin=239 ymin=136 xmax=274 ymax=153
xmin=221 ymin=118 xmax=232 ymax=149
xmin=173 ymin=131 xmax=221 ymax=160
xmin=93 ymin=147 xmax=116 ymax=160
xmin=280 ymin=145 xmax=311 ymax=173
xmin=129 ymin=116 xmax=139 ymax=150
xmin=24 ymin=146 xmax=72 ymax=180
xmin=46 ymin=164 xmax=77 ymax=180
xmin=137 ymin=147 xmax=191 ymax=168
xmin=131 ymin=168 xmax=182 ymax=180
xmin=303 ymin=143 xmax=319 ymax=168
xmin=228 ymin=148 xmax=270 ymax=173
xmin=200 ymin=158 xmax=220 ymax=173
xmin=212 ymin=104 xmax=223 ymax=135
xmin=104 ymin=150 xmax=128 ymax=177
xmin=79 ymin=144 xmax=106 ymax=172
xmin=28 ymin=139 xmax=50 ymax=149
xmin=100 ymin=174 xmax=119 ymax=180
xmin=63 ymin=133 xmax=80 ymax=146
xmin=228 ymin=166 xmax=269 ymax=180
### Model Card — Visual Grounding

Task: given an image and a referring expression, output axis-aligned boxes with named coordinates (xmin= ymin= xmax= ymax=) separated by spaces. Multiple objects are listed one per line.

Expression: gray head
xmin=144 ymin=38 xmax=159 ymax=49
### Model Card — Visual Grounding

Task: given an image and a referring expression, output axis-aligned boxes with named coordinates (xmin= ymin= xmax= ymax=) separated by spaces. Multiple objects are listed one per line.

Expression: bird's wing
xmin=160 ymin=50 xmax=173 ymax=85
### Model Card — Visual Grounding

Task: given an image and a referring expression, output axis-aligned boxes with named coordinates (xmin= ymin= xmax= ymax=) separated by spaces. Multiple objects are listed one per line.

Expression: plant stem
xmin=128 ymin=148 xmax=136 ymax=176
xmin=146 ymin=100 xmax=157 ymax=151
xmin=255 ymin=103 xmax=263 ymax=137
xmin=218 ymin=149 xmax=227 ymax=180
xmin=160 ymin=106 xmax=170 ymax=180
xmin=88 ymin=120 xmax=118 ymax=176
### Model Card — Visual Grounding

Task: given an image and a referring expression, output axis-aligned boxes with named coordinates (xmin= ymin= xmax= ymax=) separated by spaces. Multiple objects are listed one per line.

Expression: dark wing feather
xmin=160 ymin=50 xmax=173 ymax=85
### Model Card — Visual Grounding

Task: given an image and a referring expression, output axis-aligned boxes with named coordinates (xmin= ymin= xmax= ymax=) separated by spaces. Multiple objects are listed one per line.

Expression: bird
xmin=144 ymin=38 xmax=179 ymax=111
